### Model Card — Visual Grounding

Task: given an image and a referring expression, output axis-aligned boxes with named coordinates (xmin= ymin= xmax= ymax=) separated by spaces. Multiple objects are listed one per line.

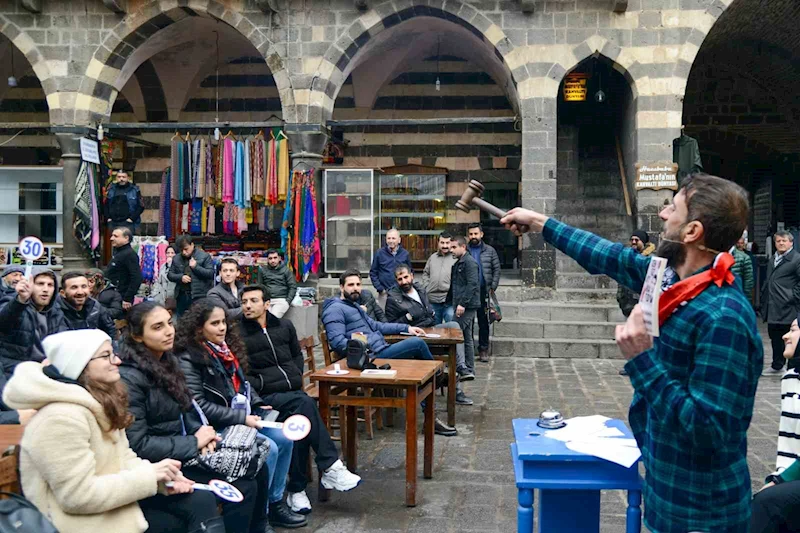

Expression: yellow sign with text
xmin=563 ymin=74 xmax=589 ymax=102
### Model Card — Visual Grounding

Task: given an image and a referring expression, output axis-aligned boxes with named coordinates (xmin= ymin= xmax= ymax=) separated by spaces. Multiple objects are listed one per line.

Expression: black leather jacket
xmin=178 ymin=345 xmax=266 ymax=429
xmin=384 ymin=284 xmax=435 ymax=327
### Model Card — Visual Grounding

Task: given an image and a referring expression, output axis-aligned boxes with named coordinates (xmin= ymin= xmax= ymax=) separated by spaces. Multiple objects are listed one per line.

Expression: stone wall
xmin=0 ymin=0 xmax=741 ymax=282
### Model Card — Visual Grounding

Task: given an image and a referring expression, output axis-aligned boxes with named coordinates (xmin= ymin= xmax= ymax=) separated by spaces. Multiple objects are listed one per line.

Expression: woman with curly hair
xmin=86 ymin=268 xmax=124 ymax=320
xmin=175 ymin=299 xmax=306 ymax=530
xmin=120 ymin=301 xmax=270 ymax=533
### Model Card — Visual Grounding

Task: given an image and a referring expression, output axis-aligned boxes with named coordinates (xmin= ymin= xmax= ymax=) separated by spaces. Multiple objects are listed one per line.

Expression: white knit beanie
xmin=42 ymin=330 xmax=113 ymax=380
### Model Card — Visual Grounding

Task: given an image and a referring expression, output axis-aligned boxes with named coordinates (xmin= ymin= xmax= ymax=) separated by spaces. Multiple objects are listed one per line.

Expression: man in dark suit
xmin=761 ymin=231 xmax=800 ymax=374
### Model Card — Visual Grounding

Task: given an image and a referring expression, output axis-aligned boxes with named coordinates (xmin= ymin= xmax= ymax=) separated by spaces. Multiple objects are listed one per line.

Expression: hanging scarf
xmin=158 ymin=167 xmax=171 ymax=238
xmin=267 ymin=134 xmax=278 ymax=205
xmin=235 ymin=140 xmax=246 ymax=208
xmin=658 ymin=253 xmax=736 ymax=326
xmin=204 ymin=341 xmax=242 ymax=393
xmin=223 ymin=138 xmax=235 ymax=203
xmin=243 ymin=140 xmax=252 ymax=205
xmin=170 ymin=137 xmax=180 ymax=202
xmin=73 ymin=160 xmax=100 ymax=262
xmin=281 ymin=170 xmax=296 ymax=256
xmin=278 ymin=133 xmax=289 ymax=202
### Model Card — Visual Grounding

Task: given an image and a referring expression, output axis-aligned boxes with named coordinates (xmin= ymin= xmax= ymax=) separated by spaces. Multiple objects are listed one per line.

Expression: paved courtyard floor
xmin=300 ymin=327 xmax=782 ymax=532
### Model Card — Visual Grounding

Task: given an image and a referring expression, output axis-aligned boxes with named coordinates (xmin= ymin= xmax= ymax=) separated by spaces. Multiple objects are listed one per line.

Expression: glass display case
xmin=379 ymin=165 xmax=447 ymax=266
xmin=323 ymin=168 xmax=380 ymax=273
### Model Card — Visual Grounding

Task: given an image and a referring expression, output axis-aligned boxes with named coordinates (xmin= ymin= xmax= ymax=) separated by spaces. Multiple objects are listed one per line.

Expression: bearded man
xmin=500 ymin=173 xmax=763 ymax=533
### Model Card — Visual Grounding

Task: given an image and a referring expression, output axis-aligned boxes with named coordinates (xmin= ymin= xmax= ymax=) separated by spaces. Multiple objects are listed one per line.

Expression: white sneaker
xmin=320 ymin=459 xmax=361 ymax=491
xmin=286 ymin=491 xmax=312 ymax=515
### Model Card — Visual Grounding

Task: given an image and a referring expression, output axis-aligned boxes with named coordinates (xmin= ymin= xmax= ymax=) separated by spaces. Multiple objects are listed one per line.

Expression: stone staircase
xmin=316 ymin=277 xmax=625 ymax=359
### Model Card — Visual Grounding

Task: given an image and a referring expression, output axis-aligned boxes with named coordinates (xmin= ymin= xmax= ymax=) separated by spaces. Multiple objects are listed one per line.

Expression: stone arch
xmin=306 ymin=0 xmax=519 ymax=123
xmin=0 ymin=15 xmax=55 ymax=118
xmin=73 ymin=0 xmax=292 ymax=125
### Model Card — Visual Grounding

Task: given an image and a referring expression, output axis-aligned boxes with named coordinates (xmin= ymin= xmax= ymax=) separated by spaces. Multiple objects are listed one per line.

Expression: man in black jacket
xmin=104 ymin=171 xmax=143 ymax=233
xmin=59 ymin=272 xmax=116 ymax=339
xmin=0 ymin=266 xmax=24 ymax=296
xmin=357 ymin=287 xmax=385 ymax=322
xmin=0 ymin=267 xmax=67 ymax=377
xmin=207 ymin=257 xmax=243 ymax=320
xmin=104 ymin=226 xmax=143 ymax=311
xmin=239 ymin=284 xmax=360 ymax=515
xmin=447 ymin=236 xmax=480 ymax=378
xmin=169 ymin=234 xmax=215 ymax=316
xmin=256 ymin=250 xmax=297 ymax=318
xmin=467 ymin=223 xmax=501 ymax=363
xmin=385 ymin=265 xmax=474 ymax=405
xmin=762 ymin=231 xmax=800 ymax=374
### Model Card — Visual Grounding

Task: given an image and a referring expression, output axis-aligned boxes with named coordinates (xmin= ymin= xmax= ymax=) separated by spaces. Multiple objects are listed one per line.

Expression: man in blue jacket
xmin=321 ymin=268 xmax=457 ymax=436
xmin=369 ymin=228 xmax=412 ymax=310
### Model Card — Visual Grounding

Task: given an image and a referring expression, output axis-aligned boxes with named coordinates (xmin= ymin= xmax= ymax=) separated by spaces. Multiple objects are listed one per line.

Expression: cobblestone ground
xmin=301 ymin=326 xmax=781 ymax=532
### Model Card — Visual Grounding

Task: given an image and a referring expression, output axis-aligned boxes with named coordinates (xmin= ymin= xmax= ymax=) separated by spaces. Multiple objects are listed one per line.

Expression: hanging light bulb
xmin=435 ymin=77 xmax=440 ymax=92
xmin=594 ymin=89 xmax=606 ymax=103
xmin=435 ymin=36 xmax=441 ymax=92
xmin=97 ymin=123 xmax=104 ymax=141
xmin=213 ymin=29 xmax=221 ymax=141
xmin=7 ymin=46 xmax=16 ymax=88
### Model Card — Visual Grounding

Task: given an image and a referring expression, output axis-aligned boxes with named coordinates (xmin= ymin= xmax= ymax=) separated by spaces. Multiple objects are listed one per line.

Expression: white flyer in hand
xmin=639 ymin=256 xmax=668 ymax=337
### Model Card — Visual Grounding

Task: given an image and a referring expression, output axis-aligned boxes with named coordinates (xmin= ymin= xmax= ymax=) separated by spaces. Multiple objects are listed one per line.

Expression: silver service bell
xmin=537 ymin=409 xmax=566 ymax=429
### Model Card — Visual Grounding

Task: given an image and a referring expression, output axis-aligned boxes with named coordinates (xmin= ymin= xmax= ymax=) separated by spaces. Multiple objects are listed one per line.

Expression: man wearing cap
xmin=0 ymin=266 xmax=25 ymax=296
xmin=616 ymin=230 xmax=655 ymax=376
xmin=0 ymin=267 xmax=68 ymax=378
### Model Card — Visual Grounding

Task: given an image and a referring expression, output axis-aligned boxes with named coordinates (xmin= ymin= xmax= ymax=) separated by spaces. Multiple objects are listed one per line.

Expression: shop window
xmin=0 ymin=167 xmax=63 ymax=245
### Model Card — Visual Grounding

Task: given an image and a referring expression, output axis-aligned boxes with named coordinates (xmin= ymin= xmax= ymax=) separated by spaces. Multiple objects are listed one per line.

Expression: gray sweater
xmin=421 ymin=251 xmax=457 ymax=304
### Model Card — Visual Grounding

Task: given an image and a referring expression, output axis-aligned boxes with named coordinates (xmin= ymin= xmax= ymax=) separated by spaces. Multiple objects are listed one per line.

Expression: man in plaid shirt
xmin=501 ymin=174 xmax=763 ymax=533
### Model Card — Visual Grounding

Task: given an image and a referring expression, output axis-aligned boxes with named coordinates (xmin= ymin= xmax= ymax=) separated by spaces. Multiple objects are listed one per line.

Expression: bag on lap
xmin=0 ymin=492 xmax=59 ymax=533
xmin=181 ymin=400 xmax=269 ymax=483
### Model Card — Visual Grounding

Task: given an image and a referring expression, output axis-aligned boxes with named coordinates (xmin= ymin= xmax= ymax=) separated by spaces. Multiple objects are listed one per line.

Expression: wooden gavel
xmin=455 ymin=180 xmax=529 ymax=233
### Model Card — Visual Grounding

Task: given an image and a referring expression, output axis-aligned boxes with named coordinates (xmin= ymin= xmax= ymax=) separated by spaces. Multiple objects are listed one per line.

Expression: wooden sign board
xmin=635 ymin=162 xmax=678 ymax=191
xmin=563 ymin=73 xmax=589 ymax=102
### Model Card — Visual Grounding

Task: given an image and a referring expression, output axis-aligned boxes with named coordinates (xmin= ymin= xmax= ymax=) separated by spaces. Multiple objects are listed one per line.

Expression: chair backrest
xmin=299 ymin=336 xmax=315 ymax=393
xmin=319 ymin=329 xmax=343 ymax=366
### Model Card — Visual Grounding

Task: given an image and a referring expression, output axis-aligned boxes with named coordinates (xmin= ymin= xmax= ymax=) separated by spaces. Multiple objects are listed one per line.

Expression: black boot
xmin=191 ymin=516 xmax=227 ymax=533
xmin=269 ymin=500 xmax=308 ymax=529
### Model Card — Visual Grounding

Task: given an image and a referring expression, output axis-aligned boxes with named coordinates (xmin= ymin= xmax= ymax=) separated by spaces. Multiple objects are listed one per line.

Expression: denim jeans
xmin=431 ymin=302 xmax=454 ymax=324
xmin=476 ymin=286 xmax=490 ymax=352
xmin=436 ymin=321 xmax=465 ymax=392
xmin=455 ymin=309 xmax=477 ymax=373
xmin=259 ymin=426 xmax=294 ymax=503
xmin=377 ymin=337 xmax=434 ymax=360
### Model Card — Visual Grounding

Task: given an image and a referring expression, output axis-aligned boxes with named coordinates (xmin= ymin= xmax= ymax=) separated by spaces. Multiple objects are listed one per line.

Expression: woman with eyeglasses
xmin=2 ymin=329 xmax=220 ymax=533
xmin=175 ymin=299 xmax=306 ymax=530
xmin=120 ymin=301 xmax=270 ymax=533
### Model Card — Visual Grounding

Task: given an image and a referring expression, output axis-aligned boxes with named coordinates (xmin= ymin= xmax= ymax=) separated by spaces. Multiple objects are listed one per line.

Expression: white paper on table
xmin=544 ymin=415 xmax=611 ymax=442
xmin=593 ymin=427 xmax=625 ymax=438
xmin=566 ymin=438 xmax=642 ymax=468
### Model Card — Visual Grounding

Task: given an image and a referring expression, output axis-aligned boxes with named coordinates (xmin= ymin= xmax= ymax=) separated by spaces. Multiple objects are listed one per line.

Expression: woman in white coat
xmin=151 ymin=245 xmax=177 ymax=307
xmin=2 ymin=329 xmax=225 ymax=533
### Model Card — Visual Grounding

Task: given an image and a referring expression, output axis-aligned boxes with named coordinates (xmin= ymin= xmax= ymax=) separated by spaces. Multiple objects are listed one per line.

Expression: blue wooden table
xmin=511 ymin=418 xmax=642 ymax=533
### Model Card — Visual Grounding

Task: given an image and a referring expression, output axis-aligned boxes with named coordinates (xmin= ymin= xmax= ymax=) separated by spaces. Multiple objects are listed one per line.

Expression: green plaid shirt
xmin=543 ymin=219 xmax=763 ymax=533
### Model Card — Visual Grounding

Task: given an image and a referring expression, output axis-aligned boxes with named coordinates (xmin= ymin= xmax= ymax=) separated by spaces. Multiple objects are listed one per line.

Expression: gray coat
xmin=256 ymin=263 xmax=297 ymax=302
xmin=167 ymin=248 xmax=215 ymax=300
xmin=206 ymin=283 xmax=243 ymax=320
xmin=761 ymin=248 xmax=800 ymax=324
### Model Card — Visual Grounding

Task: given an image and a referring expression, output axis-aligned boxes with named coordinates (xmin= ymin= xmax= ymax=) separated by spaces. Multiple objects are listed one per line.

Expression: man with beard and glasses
xmin=385 ymin=264 xmax=474 ymax=405
xmin=500 ymin=173 xmax=763 ymax=533
xmin=59 ymin=272 xmax=116 ymax=339
xmin=321 ymin=269 xmax=457 ymax=436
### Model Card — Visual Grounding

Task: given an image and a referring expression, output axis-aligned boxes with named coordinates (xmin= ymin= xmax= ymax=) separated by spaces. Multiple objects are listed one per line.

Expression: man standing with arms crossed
xmin=501 ymin=174 xmax=762 ymax=532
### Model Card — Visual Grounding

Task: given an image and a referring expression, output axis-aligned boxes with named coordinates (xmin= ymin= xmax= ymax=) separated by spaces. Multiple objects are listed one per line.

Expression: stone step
xmin=489 ymin=337 xmax=621 ymax=358
xmin=500 ymin=301 xmax=625 ymax=322
xmin=492 ymin=319 xmax=617 ymax=339
xmin=556 ymin=272 xmax=616 ymax=289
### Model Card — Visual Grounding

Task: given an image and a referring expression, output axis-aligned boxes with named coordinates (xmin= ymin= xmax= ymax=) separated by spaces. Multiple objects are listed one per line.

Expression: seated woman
xmin=752 ymin=314 xmax=800 ymax=533
xmin=2 ymin=329 xmax=221 ymax=533
xmin=120 ymin=301 xmax=271 ymax=533
xmin=86 ymin=268 xmax=124 ymax=320
xmin=175 ymin=300 xmax=307 ymax=529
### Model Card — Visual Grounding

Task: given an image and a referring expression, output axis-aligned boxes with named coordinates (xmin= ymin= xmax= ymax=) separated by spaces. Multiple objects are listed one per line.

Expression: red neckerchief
xmin=658 ymin=253 xmax=735 ymax=326
xmin=205 ymin=341 xmax=242 ymax=393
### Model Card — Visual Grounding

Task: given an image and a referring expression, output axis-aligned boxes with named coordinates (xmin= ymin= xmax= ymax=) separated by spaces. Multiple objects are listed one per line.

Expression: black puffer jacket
xmin=0 ymin=270 xmax=68 ymax=377
xmin=97 ymin=284 xmax=124 ymax=320
xmin=358 ymin=288 xmax=385 ymax=322
xmin=240 ymin=313 xmax=304 ymax=396
xmin=60 ymin=297 xmax=116 ymax=339
xmin=178 ymin=346 xmax=266 ymax=429
xmin=168 ymin=249 xmax=215 ymax=301
xmin=385 ymin=283 xmax=435 ymax=327
xmin=119 ymin=355 xmax=202 ymax=463
xmin=105 ymin=243 xmax=143 ymax=304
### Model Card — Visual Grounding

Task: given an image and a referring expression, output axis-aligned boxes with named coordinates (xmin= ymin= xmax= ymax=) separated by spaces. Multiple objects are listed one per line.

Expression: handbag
xmin=487 ymin=289 xmax=502 ymax=324
xmin=181 ymin=400 xmax=270 ymax=483
xmin=0 ymin=492 xmax=58 ymax=533
xmin=346 ymin=339 xmax=377 ymax=370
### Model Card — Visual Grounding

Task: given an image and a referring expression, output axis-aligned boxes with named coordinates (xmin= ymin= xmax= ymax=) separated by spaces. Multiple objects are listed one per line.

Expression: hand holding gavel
xmin=456 ymin=180 xmax=543 ymax=234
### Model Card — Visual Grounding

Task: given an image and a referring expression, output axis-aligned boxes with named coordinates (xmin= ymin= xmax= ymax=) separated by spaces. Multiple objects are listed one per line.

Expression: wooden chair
xmin=319 ymin=330 xmax=383 ymax=439
xmin=299 ymin=336 xmax=318 ymax=399
xmin=0 ymin=448 xmax=20 ymax=498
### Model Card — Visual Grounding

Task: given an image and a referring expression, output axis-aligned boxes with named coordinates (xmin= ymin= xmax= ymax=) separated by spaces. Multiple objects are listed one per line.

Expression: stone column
xmin=519 ymin=97 xmax=558 ymax=288
xmin=55 ymin=132 xmax=92 ymax=271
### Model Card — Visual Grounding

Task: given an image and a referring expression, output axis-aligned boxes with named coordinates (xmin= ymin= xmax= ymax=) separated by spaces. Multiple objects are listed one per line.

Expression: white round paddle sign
xmin=282 ymin=414 xmax=311 ymax=441
xmin=18 ymin=236 xmax=44 ymax=261
xmin=208 ymin=479 xmax=244 ymax=502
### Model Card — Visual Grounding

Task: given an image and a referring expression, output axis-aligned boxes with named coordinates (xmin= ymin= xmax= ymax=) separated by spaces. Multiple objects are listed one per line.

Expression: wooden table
xmin=311 ymin=359 xmax=444 ymax=506
xmin=384 ymin=328 xmax=463 ymax=428
xmin=0 ymin=425 xmax=23 ymax=452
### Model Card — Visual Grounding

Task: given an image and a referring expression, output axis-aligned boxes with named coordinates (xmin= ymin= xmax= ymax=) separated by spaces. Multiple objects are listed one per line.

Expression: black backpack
xmin=0 ymin=492 xmax=58 ymax=533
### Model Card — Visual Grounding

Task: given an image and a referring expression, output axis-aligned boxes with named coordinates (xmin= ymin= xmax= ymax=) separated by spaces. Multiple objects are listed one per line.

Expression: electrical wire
xmin=0 ymin=130 xmax=27 ymax=146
